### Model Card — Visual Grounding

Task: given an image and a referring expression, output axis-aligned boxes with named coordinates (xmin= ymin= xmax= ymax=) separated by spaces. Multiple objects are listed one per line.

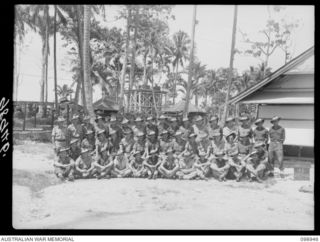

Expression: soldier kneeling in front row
xmin=53 ymin=147 xmax=75 ymax=181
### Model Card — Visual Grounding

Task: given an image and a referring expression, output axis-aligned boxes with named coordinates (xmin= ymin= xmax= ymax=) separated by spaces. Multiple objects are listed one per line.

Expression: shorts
xmin=269 ymin=142 xmax=283 ymax=152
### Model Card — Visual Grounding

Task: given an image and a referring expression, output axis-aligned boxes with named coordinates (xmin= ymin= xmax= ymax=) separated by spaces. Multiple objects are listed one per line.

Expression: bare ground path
xmin=12 ymin=141 xmax=314 ymax=230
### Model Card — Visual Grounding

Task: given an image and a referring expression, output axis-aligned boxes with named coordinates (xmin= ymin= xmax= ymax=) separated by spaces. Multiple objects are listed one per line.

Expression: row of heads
xmin=56 ymin=114 xmax=281 ymax=125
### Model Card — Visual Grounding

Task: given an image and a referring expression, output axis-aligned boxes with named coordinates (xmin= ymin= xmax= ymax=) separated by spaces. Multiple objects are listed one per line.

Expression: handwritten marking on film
xmin=0 ymin=97 xmax=9 ymax=157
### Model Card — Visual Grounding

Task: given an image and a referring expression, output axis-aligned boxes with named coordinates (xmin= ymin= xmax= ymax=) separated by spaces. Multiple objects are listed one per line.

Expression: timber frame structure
xmin=125 ymin=88 xmax=167 ymax=115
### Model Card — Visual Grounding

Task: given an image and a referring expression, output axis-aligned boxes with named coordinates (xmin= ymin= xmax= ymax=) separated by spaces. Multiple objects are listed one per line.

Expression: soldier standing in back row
xmin=223 ymin=117 xmax=238 ymax=141
xmin=52 ymin=116 xmax=68 ymax=155
xmin=67 ymin=114 xmax=85 ymax=144
xmin=253 ymin=118 xmax=269 ymax=147
xmin=238 ymin=116 xmax=253 ymax=155
xmin=268 ymin=116 xmax=286 ymax=174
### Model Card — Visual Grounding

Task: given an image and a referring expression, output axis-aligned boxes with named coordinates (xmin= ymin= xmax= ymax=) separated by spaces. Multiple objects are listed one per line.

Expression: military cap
xmin=57 ymin=116 xmax=66 ymax=122
xmin=189 ymin=133 xmax=197 ymax=138
xmin=239 ymin=116 xmax=249 ymax=121
xmin=214 ymin=151 xmax=225 ymax=157
xmin=81 ymin=148 xmax=90 ymax=154
xmin=249 ymin=150 xmax=259 ymax=156
xmin=226 ymin=132 xmax=237 ymax=140
xmin=149 ymin=149 xmax=158 ymax=155
xmin=182 ymin=117 xmax=189 ymax=122
xmin=83 ymin=115 xmax=90 ymax=121
xmin=110 ymin=116 xmax=117 ymax=122
xmin=123 ymin=128 xmax=133 ymax=134
xmin=212 ymin=131 xmax=221 ymax=137
xmin=170 ymin=117 xmax=177 ymax=122
xmin=96 ymin=129 xmax=106 ymax=135
xmin=70 ymin=138 xmax=79 ymax=145
xmin=175 ymin=130 xmax=183 ymax=136
xmin=135 ymin=117 xmax=143 ymax=122
xmin=121 ymin=118 xmax=129 ymax=125
xmin=165 ymin=147 xmax=175 ymax=154
xmin=228 ymin=150 xmax=239 ymax=157
xmin=270 ymin=116 xmax=281 ymax=123
xmin=194 ymin=116 xmax=203 ymax=122
xmin=198 ymin=149 xmax=207 ymax=157
xmin=96 ymin=115 xmax=103 ymax=120
xmin=158 ymin=114 xmax=166 ymax=120
xmin=147 ymin=130 xmax=156 ymax=136
xmin=86 ymin=129 xmax=94 ymax=135
xmin=146 ymin=116 xmax=154 ymax=121
xmin=132 ymin=150 xmax=142 ymax=156
xmin=254 ymin=118 xmax=264 ymax=125
xmin=160 ymin=130 xmax=169 ymax=135
xmin=71 ymin=114 xmax=79 ymax=120
xmin=209 ymin=116 xmax=218 ymax=122
xmin=109 ymin=128 xmax=117 ymax=135
xmin=226 ymin=117 xmax=235 ymax=123
xmin=136 ymin=131 xmax=144 ymax=137
xmin=183 ymin=150 xmax=193 ymax=157
xmin=59 ymin=147 xmax=70 ymax=153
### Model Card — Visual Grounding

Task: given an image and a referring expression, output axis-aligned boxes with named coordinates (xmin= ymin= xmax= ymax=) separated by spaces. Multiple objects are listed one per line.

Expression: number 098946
xmin=300 ymin=238 xmax=319 ymax=241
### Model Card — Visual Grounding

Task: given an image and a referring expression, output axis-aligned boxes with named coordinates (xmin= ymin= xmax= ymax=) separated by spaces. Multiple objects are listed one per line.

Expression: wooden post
xmin=23 ymin=103 xmax=26 ymax=131
xmin=67 ymin=104 xmax=70 ymax=126
xmin=51 ymin=106 xmax=54 ymax=130
xmin=34 ymin=108 xmax=36 ymax=128
xmin=221 ymin=5 xmax=238 ymax=127
xmin=184 ymin=5 xmax=197 ymax=117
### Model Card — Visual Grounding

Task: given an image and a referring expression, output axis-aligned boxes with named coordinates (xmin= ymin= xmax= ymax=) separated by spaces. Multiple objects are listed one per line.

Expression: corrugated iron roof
xmin=241 ymin=91 xmax=314 ymax=104
xmin=229 ymin=46 xmax=314 ymax=104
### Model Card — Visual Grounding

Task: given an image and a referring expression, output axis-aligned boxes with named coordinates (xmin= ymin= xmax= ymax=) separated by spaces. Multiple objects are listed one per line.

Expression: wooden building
xmin=230 ymin=46 xmax=314 ymax=158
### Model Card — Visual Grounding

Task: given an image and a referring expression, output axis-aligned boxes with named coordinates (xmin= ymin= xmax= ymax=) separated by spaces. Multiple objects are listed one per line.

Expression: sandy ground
xmin=12 ymin=141 xmax=314 ymax=230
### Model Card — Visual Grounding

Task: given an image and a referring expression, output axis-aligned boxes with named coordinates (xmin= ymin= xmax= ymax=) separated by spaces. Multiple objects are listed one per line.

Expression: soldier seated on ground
xmin=53 ymin=147 xmax=75 ymax=181
xmin=143 ymin=149 xmax=162 ymax=179
xmin=69 ymin=138 xmax=81 ymax=161
xmin=158 ymin=147 xmax=180 ymax=179
xmin=74 ymin=148 xmax=96 ymax=179
xmin=93 ymin=144 xmax=114 ymax=179
xmin=210 ymin=151 xmax=230 ymax=182
xmin=244 ymin=142 xmax=269 ymax=183
xmin=129 ymin=150 xmax=147 ymax=178
xmin=193 ymin=148 xmax=210 ymax=180
xmin=111 ymin=150 xmax=132 ymax=178
xmin=176 ymin=150 xmax=198 ymax=180
xmin=81 ymin=129 xmax=96 ymax=152
xmin=227 ymin=150 xmax=247 ymax=182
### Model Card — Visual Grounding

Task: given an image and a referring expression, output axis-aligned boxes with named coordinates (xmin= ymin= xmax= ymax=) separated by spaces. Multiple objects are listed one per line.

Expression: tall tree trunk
xmin=128 ymin=7 xmax=138 ymax=112
xmin=150 ymin=56 xmax=159 ymax=116
xmin=74 ymin=80 xmax=81 ymax=104
xmin=129 ymin=7 xmax=138 ymax=92
xmin=119 ymin=7 xmax=131 ymax=113
xmin=54 ymin=5 xmax=59 ymax=115
xmin=83 ymin=5 xmax=94 ymax=118
xmin=221 ymin=5 xmax=238 ymax=126
xmin=40 ymin=6 xmax=49 ymax=118
xmin=184 ymin=5 xmax=197 ymax=117
xmin=77 ymin=5 xmax=87 ymax=111
xmin=195 ymin=93 xmax=198 ymax=107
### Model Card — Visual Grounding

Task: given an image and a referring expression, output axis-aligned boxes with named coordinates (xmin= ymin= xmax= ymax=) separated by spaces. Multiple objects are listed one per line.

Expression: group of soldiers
xmin=52 ymin=112 xmax=285 ymax=183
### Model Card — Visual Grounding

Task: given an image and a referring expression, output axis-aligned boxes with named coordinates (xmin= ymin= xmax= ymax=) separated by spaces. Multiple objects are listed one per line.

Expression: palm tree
xmin=24 ymin=5 xmax=53 ymax=117
xmin=167 ymin=31 xmax=190 ymax=104
xmin=57 ymin=84 xmax=74 ymax=100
